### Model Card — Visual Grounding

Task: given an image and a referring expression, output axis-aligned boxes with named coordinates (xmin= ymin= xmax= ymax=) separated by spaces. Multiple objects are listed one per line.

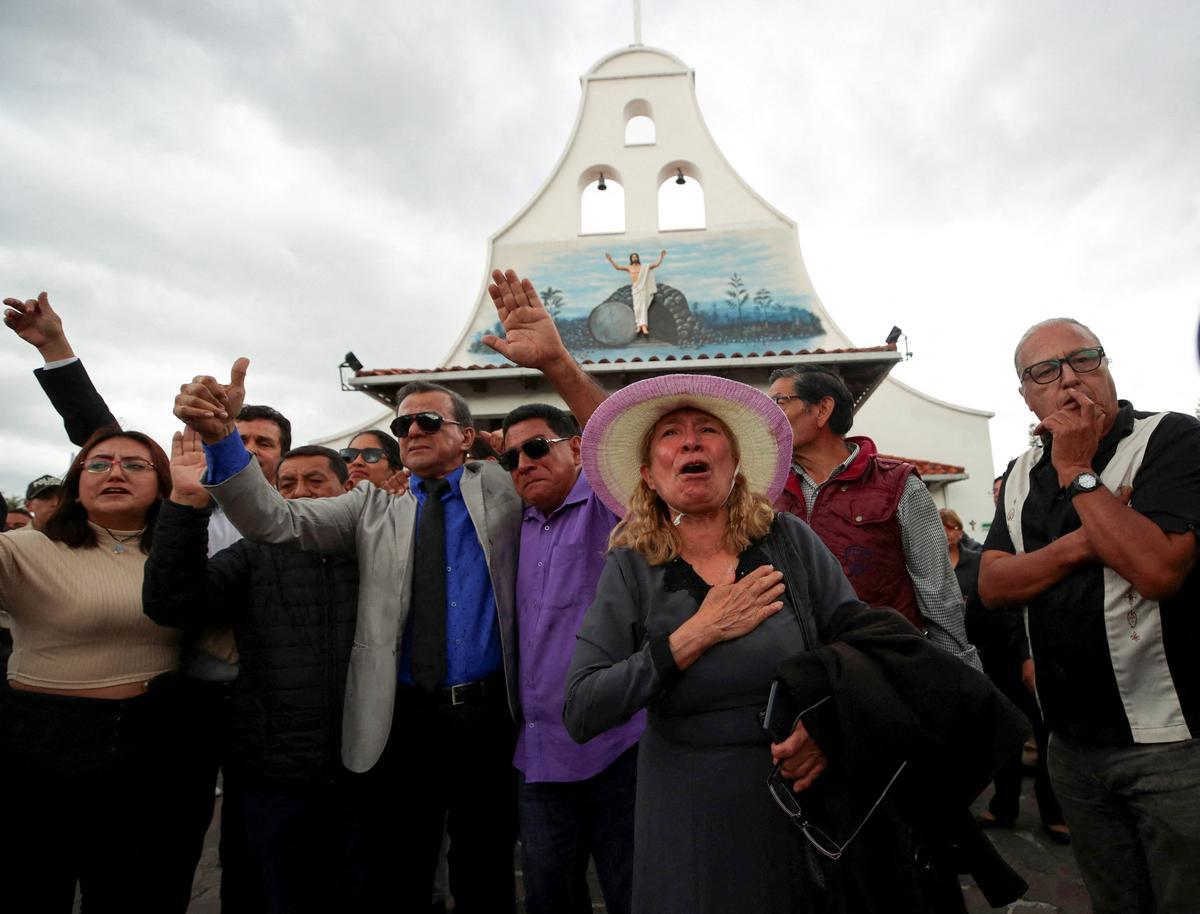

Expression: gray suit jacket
xmin=207 ymin=458 xmax=523 ymax=772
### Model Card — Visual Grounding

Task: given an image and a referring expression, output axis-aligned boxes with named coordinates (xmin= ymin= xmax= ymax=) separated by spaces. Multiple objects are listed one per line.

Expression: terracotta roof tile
xmin=354 ymin=344 xmax=898 ymax=377
xmin=879 ymin=454 xmax=967 ymax=477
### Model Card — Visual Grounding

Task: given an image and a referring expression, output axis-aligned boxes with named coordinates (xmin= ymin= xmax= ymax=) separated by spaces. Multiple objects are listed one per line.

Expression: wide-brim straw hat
xmin=581 ymin=374 xmax=793 ymax=518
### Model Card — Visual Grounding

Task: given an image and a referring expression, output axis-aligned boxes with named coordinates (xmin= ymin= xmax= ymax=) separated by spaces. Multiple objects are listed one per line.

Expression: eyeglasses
xmin=339 ymin=447 xmax=387 ymax=464
xmin=390 ymin=412 xmax=462 ymax=438
xmin=82 ymin=459 xmax=156 ymax=475
xmin=767 ymin=759 xmax=907 ymax=861
xmin=1021 ymin=347 xmax=1106 ymax=385
xmin=498 ymin=436 xmax=571 ymax=472
xmin=770 ymin=395 xmax=804 ymax=407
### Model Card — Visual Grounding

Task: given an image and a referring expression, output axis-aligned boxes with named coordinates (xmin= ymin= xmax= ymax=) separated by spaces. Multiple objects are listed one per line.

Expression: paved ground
xmin=176 ymin=772 xmax=1091 ymax=913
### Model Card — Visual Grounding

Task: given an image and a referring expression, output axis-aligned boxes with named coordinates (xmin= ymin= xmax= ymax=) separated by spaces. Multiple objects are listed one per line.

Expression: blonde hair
xmin=938 ymin=508 xmax=962 ymax=530
xmin=608 ymin=413 xmax=776 ymax=564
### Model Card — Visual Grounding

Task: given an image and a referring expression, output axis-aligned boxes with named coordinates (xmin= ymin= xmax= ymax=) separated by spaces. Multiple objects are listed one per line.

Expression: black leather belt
xmin=428 ymin=674 xmax=504 ymax=708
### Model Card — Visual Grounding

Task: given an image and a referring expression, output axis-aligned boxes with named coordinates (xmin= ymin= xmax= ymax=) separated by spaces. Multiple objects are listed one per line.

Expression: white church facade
xmin=324 ymin=44 xmax=998 ymax=535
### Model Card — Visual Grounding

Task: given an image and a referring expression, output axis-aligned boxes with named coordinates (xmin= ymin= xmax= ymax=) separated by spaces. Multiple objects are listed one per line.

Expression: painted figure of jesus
xmin=605 ymin=250 xmax=666 ymax=336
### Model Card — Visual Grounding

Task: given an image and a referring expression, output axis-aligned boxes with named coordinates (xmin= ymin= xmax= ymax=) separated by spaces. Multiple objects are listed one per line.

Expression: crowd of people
xmin=1 ymin=274 xmax=1197 ymax=914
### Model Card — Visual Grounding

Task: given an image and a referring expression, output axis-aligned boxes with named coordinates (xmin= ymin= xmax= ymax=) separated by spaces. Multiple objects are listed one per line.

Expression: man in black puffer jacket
xmin=144 ymin=438 xmax=365 ymax=913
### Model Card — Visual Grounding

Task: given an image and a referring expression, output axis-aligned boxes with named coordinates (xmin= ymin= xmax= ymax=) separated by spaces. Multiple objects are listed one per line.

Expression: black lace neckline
xmin=662 ymin=543 xmax=772 ymax=604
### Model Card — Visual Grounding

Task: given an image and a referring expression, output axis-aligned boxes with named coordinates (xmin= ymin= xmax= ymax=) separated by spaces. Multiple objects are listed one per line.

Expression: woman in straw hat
xmin=563 ymin=373 xmax=867 ymax=913
xmin=563 ymin=374 xmax=1029 ymax=914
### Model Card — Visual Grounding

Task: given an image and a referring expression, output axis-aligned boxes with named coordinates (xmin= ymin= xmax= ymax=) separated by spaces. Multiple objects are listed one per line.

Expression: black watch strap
xmin=1065 ymin=472 xmax=1099 ymax=499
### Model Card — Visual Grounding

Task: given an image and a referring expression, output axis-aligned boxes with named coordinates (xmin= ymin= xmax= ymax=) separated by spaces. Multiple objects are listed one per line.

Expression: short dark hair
xmin=350 ymin=429 xmax=403 ymax=469
xmin=767 ymin=366 xmax=855 ymax=435
xmin=44 ymin=426 xmax=172 ymax=553
xmin=277 ymin=445 xmax=349 ymax=484
xmin=395 ymin=381 xmax=473 ymax=428
xmin=237 ymin=404 xmax=293 ymax=454
xmin=501 ymin=403 xmax=581 ymax=440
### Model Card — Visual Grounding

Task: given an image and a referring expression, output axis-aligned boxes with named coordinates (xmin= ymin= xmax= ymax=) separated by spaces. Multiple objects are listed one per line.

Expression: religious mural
xmin=465 ymin=230 xmax=833 ymax=363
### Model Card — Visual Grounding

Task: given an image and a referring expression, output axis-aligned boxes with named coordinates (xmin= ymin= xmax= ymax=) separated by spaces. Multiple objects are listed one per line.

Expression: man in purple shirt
xmin=500 ymin=402 xmax=643 ymax=914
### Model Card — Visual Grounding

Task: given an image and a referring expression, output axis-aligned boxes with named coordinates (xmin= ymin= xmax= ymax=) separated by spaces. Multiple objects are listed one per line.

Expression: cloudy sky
xmin=2 ymin=0 xmax=1197 ymax=502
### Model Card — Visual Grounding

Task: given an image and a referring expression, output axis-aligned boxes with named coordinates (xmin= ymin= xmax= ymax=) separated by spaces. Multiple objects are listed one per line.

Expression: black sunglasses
xmin=498 ymin=436 xmax=571 ymax=472
xmin=339 ymin=447 xmax=387 ymax=464
xmin=390 ymin=412 xmax=462 ymax=438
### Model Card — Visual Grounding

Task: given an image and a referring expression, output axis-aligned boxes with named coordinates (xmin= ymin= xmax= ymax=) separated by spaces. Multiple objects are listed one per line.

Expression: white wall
xmin=855 ymin=377 xmax=998 ymax=536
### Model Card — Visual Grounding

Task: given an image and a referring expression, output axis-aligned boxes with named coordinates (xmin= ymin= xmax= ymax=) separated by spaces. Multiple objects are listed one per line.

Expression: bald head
xmin=1014 ymin=318 xmax=1102 ymax=377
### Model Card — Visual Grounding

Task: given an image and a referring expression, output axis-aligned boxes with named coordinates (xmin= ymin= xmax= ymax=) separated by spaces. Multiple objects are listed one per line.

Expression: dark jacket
xmin=774 ymin=436 xmax=923 ymax=628
xmin=956 ymin=547 xmax=1029 ymax=672
xmin=774 ymin=596 xmax=1029 ymax=912
xmin=34 ymin=358 xmax=118 ymax=445
xmin=143 ymin=501 xmax=359 ymax=784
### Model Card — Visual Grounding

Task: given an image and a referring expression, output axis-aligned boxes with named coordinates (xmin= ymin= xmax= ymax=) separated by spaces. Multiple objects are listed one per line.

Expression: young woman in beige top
xmin=0 ymin=427 xmax=200 ymax=913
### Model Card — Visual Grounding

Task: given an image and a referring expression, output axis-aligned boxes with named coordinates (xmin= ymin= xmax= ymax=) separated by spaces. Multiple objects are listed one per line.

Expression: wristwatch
xmin=1065 ymin=471 xmax=1100 ymax=499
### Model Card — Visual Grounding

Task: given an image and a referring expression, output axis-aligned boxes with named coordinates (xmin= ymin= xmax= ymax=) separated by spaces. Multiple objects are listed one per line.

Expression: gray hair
xmin=1013 ymin=318 xmax=1102 ymax=377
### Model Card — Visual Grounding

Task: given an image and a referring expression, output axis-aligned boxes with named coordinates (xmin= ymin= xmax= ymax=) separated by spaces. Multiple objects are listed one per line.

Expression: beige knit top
xmin=0 ymin=524 xmax=180 ymax=688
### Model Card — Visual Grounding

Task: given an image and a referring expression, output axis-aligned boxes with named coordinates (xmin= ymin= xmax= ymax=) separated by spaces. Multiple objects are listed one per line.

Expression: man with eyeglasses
xmin=979 ymin=318 xmax=1200 ymax=912
xmin=766 ymin=365 xmax=979 ymax=669
xmin=175 ymin=269 xmax=607 ymax=913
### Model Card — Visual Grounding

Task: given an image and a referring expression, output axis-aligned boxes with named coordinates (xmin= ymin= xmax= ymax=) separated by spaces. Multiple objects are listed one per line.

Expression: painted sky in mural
xmin=466 ymin=230 xmax=837 ymax=363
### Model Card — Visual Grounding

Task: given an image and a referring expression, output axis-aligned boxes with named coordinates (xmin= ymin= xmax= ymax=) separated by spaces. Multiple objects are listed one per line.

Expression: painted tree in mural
xmin=753 ymin=287 xmax=773 ymax=321
xmin=726 ymin=273 xmax=749 ymax=325
xmin=540 ymin=286 xmax=566 ymax=320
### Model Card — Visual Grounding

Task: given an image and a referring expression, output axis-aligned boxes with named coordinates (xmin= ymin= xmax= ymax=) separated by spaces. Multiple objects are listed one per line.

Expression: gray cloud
xmin=2 ymin=0 xmax=1197 ymax=501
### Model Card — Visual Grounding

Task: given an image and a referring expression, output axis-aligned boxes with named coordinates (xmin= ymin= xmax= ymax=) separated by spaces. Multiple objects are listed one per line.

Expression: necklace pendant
xmin=113 ymin=543 xmax=124 ymax=554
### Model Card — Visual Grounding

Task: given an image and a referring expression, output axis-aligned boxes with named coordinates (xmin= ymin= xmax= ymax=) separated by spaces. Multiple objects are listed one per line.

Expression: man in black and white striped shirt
xmin=980 ymin=317 xmax=1200 ymax=913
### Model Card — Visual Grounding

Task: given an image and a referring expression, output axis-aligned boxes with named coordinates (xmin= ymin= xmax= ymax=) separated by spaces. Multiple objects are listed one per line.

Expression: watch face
xmin=1078 ymin=473 xmax=1098 ymax=490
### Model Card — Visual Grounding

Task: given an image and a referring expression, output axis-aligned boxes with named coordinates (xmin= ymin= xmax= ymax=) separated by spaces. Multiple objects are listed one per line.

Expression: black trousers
xmin=363 ymin=679 xmax=518 ymax=914
xmin=181 ymin=679 xmax=266 ymax=914
xmin=240 ymin=773 xmax=370 ymax=914
xmin=0 ymin=676 xmax=210 ymax=914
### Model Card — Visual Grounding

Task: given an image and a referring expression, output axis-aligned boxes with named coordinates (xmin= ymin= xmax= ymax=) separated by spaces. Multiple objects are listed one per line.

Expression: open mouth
xmin=100 ymin=487 xmax=131 ymax=495
xmin=679 ymin=461 xmax=710 ymax=475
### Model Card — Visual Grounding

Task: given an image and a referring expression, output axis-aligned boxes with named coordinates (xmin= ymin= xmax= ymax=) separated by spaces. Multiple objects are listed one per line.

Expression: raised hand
xmin=174 ymin=358 xmax=250 ymax=445
xmin=475 ymin=428 xmax=504 ymax=455
xmin=2 ymin=292 xmax=73 ymax=361
xmin=169 ymin=427 xmax=211 ymax=508
xmin=481 ymin=269 xmax=571 ymax=371
xmin=381 ymin=468 xmax=410 ymax=496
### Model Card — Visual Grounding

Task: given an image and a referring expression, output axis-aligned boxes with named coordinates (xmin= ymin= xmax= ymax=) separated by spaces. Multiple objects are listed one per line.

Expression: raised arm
xmin=143 ymin=503 xmax=253 ymax=630
xmin=482 ymin=268 xmax=607 ymax=428
xmin=143 ymin=428 xmax=252 ymax=628
xmin=605 ymin=253 xmax=630 ymax=273
xmin=3 ymin=292 xmax=74 ymax=362
xmin=173 ymin=360 xmax=368 ymax=554
xmin=650 ymin=249 xmax=666 ymax=269
xmin=4 ymin=292 xmax=118 ymax=445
